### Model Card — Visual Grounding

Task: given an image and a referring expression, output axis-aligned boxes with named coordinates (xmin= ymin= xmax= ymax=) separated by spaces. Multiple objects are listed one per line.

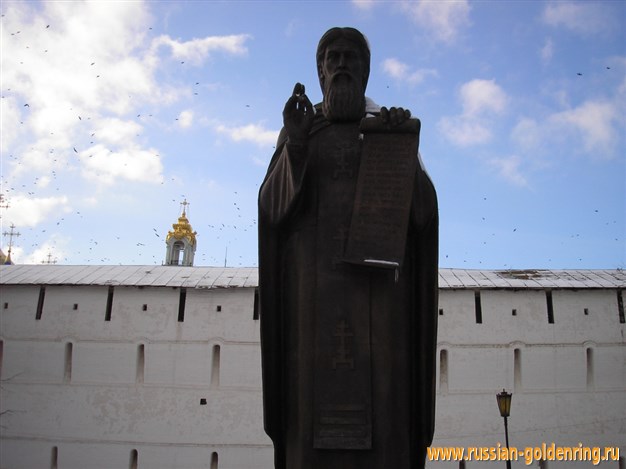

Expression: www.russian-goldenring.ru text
xmin=427 ymin=442 xmax=620 ymax=466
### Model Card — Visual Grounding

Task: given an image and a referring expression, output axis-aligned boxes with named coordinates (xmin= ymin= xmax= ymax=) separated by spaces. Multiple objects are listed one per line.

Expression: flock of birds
xmin=2 ymin=20 xmax=263 ymax=266
xmin=1 ymin=15 xmax=621 ymax=268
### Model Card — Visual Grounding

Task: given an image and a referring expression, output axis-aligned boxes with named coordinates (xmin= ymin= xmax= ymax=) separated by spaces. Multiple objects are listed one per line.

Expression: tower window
xmin=171 ymin=241 xmax=184 ymax=265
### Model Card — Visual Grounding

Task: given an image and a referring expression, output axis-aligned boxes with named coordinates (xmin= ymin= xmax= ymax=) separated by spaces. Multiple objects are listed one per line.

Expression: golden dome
xmin=166 ymin=209 xmax=197 ymax=246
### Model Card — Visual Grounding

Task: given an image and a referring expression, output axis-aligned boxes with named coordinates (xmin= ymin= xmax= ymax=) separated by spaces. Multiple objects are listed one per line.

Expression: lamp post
xmin=496 ymin=389 xmax=512 ymax=469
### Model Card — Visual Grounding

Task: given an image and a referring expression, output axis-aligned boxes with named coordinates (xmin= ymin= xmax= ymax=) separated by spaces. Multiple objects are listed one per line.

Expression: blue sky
xmin=1 ymin=0 xmax=624 ymax=269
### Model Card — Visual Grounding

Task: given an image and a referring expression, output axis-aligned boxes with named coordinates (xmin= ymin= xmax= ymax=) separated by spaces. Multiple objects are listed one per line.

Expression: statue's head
xmin=316 ymin=27 xmax=370 ymax=122
xmin=317 ymin=27 xmax=371 ymax=92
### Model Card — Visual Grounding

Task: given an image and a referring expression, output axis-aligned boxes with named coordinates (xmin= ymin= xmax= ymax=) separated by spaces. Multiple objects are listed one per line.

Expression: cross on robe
xmin=332 ymin=319 xmax=354 ymax=369
xmin=332 ymin=144 xmax=356 ymax=179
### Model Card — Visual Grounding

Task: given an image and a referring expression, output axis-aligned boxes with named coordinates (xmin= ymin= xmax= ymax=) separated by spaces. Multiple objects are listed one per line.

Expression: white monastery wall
xmin=1 ymin=283 xmax=269 ymax=469
xmin=434 ymin=288 xmax=625 ymax=469
xmin=0 ymin=269 xmax=624 ymax=469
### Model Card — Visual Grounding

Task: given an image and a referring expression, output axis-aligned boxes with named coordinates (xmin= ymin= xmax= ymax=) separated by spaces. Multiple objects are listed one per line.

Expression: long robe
xmin=258 ymin=104 xmax=438 ymax=469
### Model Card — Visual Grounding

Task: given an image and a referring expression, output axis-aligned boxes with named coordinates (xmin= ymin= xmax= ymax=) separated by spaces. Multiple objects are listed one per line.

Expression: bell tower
xmin=165 ymin=200 xmax=197 ymax=266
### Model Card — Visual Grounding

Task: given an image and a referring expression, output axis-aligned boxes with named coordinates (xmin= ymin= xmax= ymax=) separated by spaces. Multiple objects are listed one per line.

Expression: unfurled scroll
xmin=343 ymin=117 xmax=420 ymax=269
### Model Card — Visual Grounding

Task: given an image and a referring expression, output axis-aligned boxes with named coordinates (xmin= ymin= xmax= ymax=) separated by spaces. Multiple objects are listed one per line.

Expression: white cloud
xmin=1 ymin=195 xmax=71 ymax=227
xmin=540 ymin=38 xmax=554 ymax=64
xmin=3 ymin=2 xmax=160 ymax=122
xmin=459 ymin=79 xmax=507 ymax=116
xmin=542 ymin=1 xmax=613 ymax=35
xmin=177 ymin=110 xmax=194 ymax=129
xmin=1 ymin=1 xmax=249 ymax=188
xmin=79 ymin=144 xmax=164 ymax=185
xmin=38 ymin=176 xmax=52 ymax=188
xmin=215 ymin=123 xmax=279 ymax=147
xmin=18 ymin=235 xmax=69 ymax=265
xmin=352 ymin=0 xmax=377 ymax=11
xmin=381 ymin=58 xmax=437 ymax=85
xmin=95 ymin=118 xmax=143 ymax=146
xmin=512 ymin=97 xmax=623 ymax=160
xmin=488 ymin=156 xmax=528 ymax=187
xmin=1 ymin=2 xmax=163 ymax=185
xmin=438 ymin=116 xmax=493 ymax=146
xmin=550 ymin=100 xmax=619 ymax=156
xmin=1 ymin=97 xmax=24 ymax=152
xmin=382 ymin=58 xmax=409 ymax=79
xmin=511 ymin=117 xmax=542 ymax=150
xmin=9 ymin=140 xmax=67 ymax=177
xmin=151 ymin=34 xmax=250 ymax=65
xmin=285 ymin=20 xmax=299 ymax=37
xmin=439 ymin=79 xmax=508 ymax=146
xmin=27 ymin=106 xmax=81 ymax=149
xmin=400 ymin=0 xmax=470 ymax=43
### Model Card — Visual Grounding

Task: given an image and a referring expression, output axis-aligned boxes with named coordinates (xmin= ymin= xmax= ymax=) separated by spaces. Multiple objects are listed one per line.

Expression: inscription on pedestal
xmin=315 ymin=404 xmax=369 ymax=448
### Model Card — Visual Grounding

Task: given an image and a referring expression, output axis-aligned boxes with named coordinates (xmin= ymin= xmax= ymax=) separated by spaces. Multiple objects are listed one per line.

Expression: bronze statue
xmin=258 ymin=27 xmax=438 ymax=469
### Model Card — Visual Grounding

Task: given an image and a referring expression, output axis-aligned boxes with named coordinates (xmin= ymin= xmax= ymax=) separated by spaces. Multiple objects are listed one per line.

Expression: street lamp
xmin=496 ymin=389 xmax=513 ymax=469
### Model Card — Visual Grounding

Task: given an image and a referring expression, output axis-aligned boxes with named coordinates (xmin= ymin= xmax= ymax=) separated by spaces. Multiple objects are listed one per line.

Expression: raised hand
xmin=283 ymin=83 xmax=314 ymax=145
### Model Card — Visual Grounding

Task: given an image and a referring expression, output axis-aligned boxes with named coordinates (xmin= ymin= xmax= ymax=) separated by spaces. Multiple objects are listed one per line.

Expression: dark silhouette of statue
xmin=258 ymin=27 xmax=438 ymax=469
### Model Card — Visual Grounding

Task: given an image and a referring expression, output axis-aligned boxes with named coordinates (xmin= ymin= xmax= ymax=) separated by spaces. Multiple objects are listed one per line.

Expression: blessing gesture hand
xmin=283 ymin=83 xmax=314 ymax=145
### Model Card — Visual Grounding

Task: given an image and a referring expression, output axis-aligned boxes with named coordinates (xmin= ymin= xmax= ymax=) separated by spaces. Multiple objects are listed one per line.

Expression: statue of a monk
xmin=258 ymin=27 xmax=438 ymax=469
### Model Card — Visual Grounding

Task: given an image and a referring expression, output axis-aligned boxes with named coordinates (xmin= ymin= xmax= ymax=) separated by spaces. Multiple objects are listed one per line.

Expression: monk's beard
xmin=322 ymin=74 xmax=365 ymax=122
